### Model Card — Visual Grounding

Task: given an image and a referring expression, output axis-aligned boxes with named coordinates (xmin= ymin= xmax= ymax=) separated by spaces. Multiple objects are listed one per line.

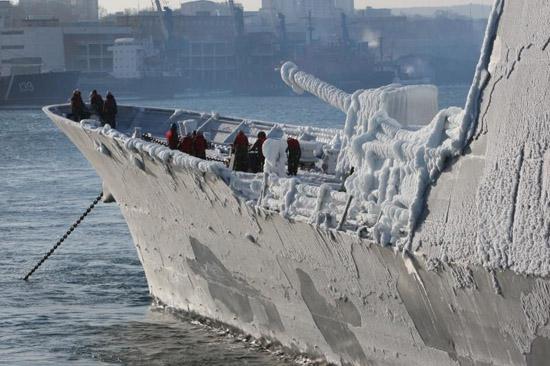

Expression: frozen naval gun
xmin=44 ymin=1 xmax=550 ymax=364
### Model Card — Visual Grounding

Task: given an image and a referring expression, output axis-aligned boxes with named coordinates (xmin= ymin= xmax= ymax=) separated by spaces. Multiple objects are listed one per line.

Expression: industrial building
xmin=18 ymin=0 xmax=98 ymax=22
xmin=0 ymin=0 xmax=489 ymax=95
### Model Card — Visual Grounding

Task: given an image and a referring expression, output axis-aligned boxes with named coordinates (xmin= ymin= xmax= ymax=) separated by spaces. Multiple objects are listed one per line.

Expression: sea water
xmin=0 ymin=87 xmax=468 ymax=365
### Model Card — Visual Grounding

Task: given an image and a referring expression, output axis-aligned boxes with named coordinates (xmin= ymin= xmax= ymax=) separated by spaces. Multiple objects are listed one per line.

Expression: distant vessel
xmin=77 ymin=37 xmax=183 ymax=99
xmin=0 ymin=70 xmax=79 ymax=106
xmin=44 ymin=1 xmax=550 ymax=365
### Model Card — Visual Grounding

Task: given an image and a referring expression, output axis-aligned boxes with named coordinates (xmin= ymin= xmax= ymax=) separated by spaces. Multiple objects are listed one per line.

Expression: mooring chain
xmin=142 ymin=133 xmax=167 ymax=146
xmin=23 ymin=192 xmax=104 ymax=281
xmin=142 ymin=133 xmax=228 ymax=164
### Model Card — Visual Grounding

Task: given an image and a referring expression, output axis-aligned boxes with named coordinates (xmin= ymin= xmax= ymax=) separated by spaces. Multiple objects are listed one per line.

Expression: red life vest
xmin=287 ymin=137 xmax=300 ymax=151
xmin=193 ymin=134 xmax=207 ymax=157
xmin=234 ymin=132 xmax=249 ymax=147
xmin=179 ymin=135 xmax=194 ymax=155
xmin=165 ymin=130 xmax=179 ymax=150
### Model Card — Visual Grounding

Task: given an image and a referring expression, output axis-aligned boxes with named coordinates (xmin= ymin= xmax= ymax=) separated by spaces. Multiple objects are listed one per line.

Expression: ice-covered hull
xmin=43 ymin=107 xmax=549 ymax=366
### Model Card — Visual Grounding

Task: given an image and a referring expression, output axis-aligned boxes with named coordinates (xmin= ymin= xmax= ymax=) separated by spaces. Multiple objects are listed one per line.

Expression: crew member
xmin=232 ymin=130 xmax=249 ymax=172
xmin=165 ymin=123 xmax=180 ymax=150
xmin=250 ymin=131 xmax=267 ymax=172
xmin=103 ymin=92 xmax=118 ymax=128
xmin=69 ymin=90 xmax=88 ymax=121
xmin=89 ymin=90 xmax=104 ymax=118
xmin=179 ymin=133 xmax=194 ymax=155
xmin=193 ymin=131 xmax=208 ymax=160
xmin=286 ymin=137 xmax=301 ymax=176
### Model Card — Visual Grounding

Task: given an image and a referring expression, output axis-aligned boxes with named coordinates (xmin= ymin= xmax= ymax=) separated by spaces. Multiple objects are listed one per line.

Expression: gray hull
xmin=42 ymin=108 xmax=550 ymax=366
xmin=43 ymin=1 xmax=550 ymax=364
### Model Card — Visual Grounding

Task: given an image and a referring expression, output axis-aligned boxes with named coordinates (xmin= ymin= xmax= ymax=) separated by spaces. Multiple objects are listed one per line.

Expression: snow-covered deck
xmin=48 ymin=103 xmax=348 ymax=222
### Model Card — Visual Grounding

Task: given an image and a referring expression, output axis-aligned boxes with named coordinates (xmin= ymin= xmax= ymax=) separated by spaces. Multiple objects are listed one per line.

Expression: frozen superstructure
xmin=413 ymin=0 xmax=550 ymax=278
xmin=44 ymin=0 xmax=550 ymax=364
xmin=281 ymin=61 xmax=462 ymax=247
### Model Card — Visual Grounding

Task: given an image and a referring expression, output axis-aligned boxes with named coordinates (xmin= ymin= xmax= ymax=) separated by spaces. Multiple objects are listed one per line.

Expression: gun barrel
xmin=281 ymin=62 xmax=351 ymax=113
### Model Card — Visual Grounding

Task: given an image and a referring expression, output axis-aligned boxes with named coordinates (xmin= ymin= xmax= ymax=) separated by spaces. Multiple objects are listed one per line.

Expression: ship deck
xmin=51 ymin=104 xmax=339 ymax=143
xmin=48 ymin=103 xmax=344 ymax=193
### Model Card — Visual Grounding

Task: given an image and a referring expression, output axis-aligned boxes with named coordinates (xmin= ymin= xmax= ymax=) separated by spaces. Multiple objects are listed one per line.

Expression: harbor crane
xmin=150 ymin=0 xmax=174 ymax=42
xmin=149 ymin=0 xmax=176 ymax=72
xmin=227 ymin=0 xmax=245 ymax=37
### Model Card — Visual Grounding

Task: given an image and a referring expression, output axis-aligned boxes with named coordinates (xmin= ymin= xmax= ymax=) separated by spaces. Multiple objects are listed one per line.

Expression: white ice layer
xmin=281 ymin=61 xmax=466 ymax=248
xmin=78 ymin=0 xmax=503 ymax=252
xmin=262 ymin=138 xmax=287 ymax=176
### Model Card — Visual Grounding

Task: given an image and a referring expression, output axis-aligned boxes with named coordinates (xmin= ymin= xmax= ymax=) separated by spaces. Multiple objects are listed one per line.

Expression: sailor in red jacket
xmin=232 ymin=130 xmax=250 ymax=172
xmin=286 ymin=137 xmax=301 ymax=176
xmin=193 ymin=131 xmax=208 ymax=159
xmin=165 ymin=123 xmax=179 ymax=150
xmin=179 ymin=133 xmax=194 ymax=155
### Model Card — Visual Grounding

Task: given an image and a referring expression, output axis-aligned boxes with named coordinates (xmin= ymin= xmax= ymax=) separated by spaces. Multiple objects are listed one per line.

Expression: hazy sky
xmin=99 ymin=0 xmax=494 ymax=13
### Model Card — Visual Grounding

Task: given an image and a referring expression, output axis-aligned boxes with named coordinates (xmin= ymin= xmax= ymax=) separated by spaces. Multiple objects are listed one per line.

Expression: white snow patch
xmin=263 ymin=138 xmax=287 ymax=176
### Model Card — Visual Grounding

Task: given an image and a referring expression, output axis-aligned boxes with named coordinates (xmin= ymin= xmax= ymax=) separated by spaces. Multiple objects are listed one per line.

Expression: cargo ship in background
xmin=107 ymin=1 xmax=431 ymax=97
xmin=0 ymin=70 xmax=79 ymax=106
xmin=234 ymin=12 xmax=395 ymax=95
xmin=273 ymin=11 xmax=395 ymax=92
xmin=290 ymin=43 xmax=395 ymax=92
xmin=0 ymin=57 xmax=79 ymax=107
xmin=76 ymin=37 xmax=184 ymax=99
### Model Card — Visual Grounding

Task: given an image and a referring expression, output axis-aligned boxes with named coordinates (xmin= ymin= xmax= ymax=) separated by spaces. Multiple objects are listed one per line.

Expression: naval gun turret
xmin=280 ymin=61 xmax=461 ymax=248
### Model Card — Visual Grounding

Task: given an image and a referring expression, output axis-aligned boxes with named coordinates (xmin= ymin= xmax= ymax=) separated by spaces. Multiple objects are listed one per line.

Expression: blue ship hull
xmin=0 ymin=71 xmax=79 ymax=106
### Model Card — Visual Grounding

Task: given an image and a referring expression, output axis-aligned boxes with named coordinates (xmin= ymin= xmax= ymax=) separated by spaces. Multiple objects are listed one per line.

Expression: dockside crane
xmin=152 ymin=0 xmax=170 ymax=41
xmin=148 ymin=0 xmax=177 ymax=74
xmin=227 ymin=0 xmax=245 ymax=37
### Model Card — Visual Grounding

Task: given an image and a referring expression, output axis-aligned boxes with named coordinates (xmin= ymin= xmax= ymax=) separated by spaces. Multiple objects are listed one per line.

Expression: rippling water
xmin=0 ymin=87 xmax=468 ymax=365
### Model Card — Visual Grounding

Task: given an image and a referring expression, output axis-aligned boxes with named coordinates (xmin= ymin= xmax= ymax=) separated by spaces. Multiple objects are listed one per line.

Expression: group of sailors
xmin=69 ymin=89 xmax=118 ymax=128
xmin=165 ymin=123 xmax=208 ymax=160
xmin=70 ymin=91 xmax=304 ymax=176
xmin=164 ymin=125 xmax=301 ymax=176
xmin=231 ymin=131 xmax=301 ymax=175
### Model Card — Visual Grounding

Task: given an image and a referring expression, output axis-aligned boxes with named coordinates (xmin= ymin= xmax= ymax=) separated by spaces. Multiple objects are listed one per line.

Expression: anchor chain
xmin=23 ymin=192 xmax=104 ymax=281
xmin=142 ymin=133 xmax=228 ymax=164
xmin=142 ymin=133 xmax=167 ymax=146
